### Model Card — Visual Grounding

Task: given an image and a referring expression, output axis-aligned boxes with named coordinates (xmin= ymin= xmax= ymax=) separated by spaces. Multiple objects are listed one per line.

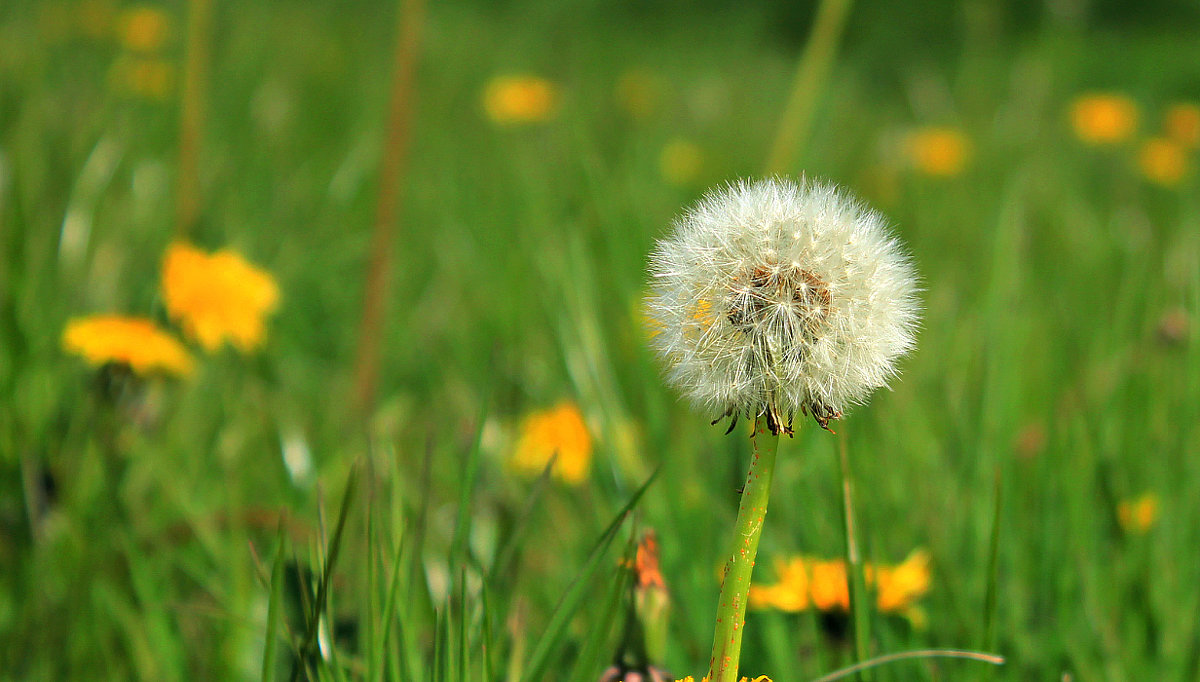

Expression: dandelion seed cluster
xmin=645 ymin=178 xmax=919 ymax=427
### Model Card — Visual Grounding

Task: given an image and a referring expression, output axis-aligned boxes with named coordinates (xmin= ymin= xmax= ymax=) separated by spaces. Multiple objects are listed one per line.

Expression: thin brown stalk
xmin=352 ymin=0 xmax=427 ymax=414
xmin=175 ymin=0 xmax=213 ymax=238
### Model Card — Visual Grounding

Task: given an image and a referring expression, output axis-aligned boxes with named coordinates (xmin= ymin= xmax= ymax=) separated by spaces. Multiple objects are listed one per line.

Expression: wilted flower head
xmin=162 ymin=242 xmax=280 ymax=352
xmin=63 ymin=315 xmax=193 ymax=377
xmin=645 ymin=178 xmax=919 ymax=432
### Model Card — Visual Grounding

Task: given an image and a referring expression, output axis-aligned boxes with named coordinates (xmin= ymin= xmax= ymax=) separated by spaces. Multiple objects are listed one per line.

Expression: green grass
xmin=2 ymin=0 xmax=1200 ymax=680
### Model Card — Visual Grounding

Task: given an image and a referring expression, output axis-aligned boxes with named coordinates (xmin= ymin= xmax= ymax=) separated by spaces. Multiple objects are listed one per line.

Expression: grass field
xmin=2 ymin=0 xmax=1200 ymax=680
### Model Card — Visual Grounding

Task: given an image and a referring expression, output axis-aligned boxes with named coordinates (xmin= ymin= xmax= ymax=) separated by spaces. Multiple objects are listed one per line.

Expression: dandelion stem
xmin=708 ymin=414 xmax=780 ymax=682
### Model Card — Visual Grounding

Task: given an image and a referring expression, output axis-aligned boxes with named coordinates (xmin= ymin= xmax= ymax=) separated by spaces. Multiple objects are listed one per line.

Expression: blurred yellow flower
xmin=659 ymin=139 xmax=704 ymax=186
xmin=162 ymin=242 xmax=280 ymax=352
xmin=641 ymin=295 xmax=715 ymax=341
xmin=118 ymin=6 xmax=171 ymax=53
xmin=1118 ymin=493 xmax=1159 ymax=534
xmin=509 ymin=402 xmax=592 ymax=484
xmin=872 ymin=549 xmax=931 ymax=627
xmin=616 ymin=69 xmax=664 ymax=119
xmin=750 ymin=550 xmax=931 ymax=626
xmin=1164 ymin=103 xmax=1200 ymax=148
xmin=483 ymin=75 xmax=558 ymax=125
xmin=1138 ymin=137 xmax=1189 ymax=187
xmin=675 ymin=677 xmax=771 ymax=682
xmin=63 ymin=315 xmax=193 ymax=376
xmin=749 ymin=556 xmax=809 ymax=611
xmin=807 ymin=558 xmax=850 ymax=611
xmin=1070 ymin=93 xmax=1139 ymax=144
xmin=109 ymin=56 xmax=174 ymax=100
xmin=905 ymin=127 xmax=970 ymax=177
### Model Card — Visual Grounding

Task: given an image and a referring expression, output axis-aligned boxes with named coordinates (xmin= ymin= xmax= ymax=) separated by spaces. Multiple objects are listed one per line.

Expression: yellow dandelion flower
xmin=874 ymin=549 xmax=931 ymax=614
xmin=117 ymin=6 xmax=171 ymax=53
xmin=616 ymin=68 xmax=664 ymax=119
xmin=63 ymin=315 xmax=193 ymax=376
xmin=1138 ymin=137 xmax=1189 ymax=187
xmin=1070 ymin=93 xmax=1139 ymax=145
xmin=1164 ymin=103 xmax=1200 ymax=148
xmin=483 ymin=75 xmax=558 ymax=125
xmin=1118 ymin=493 xmax=1159 ymax=534
xmin=807 ymin=558 xmax=850 ymax=611
xmin=109 ymin=56 xmax=175 ymax=100
xmin=751 ymin=550 xmax=930 ymax=626
xmin=751 ymin=557 xmax=810 ymax=612
xmin=675 ymin=677 xmax=771 ymax=682
xmin=659 ymin=139 xmax=704 ymax=186
xmin=509 ymin=402 xmax=592 ymax=484
xmin=161 ymin=242 xmax=280 ymax=352
xmin=905 ymin=127 xmax=970 ymax=177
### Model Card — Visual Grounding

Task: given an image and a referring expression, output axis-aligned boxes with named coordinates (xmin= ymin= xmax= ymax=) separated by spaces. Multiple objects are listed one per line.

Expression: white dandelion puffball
xmin=645 ymin=177 xmax=920 ymax=428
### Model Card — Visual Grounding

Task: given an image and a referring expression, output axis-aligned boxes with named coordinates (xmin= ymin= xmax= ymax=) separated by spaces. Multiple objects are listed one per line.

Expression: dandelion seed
xmin=63 ymin=315 xmax=193 ymax=376
xmin=483 ymin=75 xmax=558 ymax=125
xmin=161 ymin=242 xmax=280 ymax=352
xmin=508 ymin=402 xmax=592 ymax=484
xmin=645 ymin=177 xmax=920 ymax=431
xmin=1070 ymin=93 xmax=1139 ymax=145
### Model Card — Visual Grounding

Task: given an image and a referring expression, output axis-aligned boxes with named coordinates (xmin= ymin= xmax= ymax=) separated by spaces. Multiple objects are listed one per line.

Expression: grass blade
xmin=518 ymin=469 xmax=659 ymax=682
xmin=566 ymin=531 xmax=636 ymax=682
xmin=838 ymin=433 xmax=872 ymax=681
xmin=449 ymin=404 xmax=487 ymax=570
xmin=292 ymin=465 xmax=359 ymax=682
xmin=262 ymin=521 xmax=289 ymax=682
xmin=810 ymin=649 xmax=1004 ymax=682
xmin=981 ymin=466 xmax=1003 ymax=655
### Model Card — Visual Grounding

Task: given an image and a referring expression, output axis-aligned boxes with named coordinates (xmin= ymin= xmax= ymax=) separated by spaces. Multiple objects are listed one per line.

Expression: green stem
xmin=838 ymin=433 xmax=872 ymax=681
xmin=764 ymin=0 xmax=854 ymax=174
xmin=708 ymin=415 xmax=780 ymax=682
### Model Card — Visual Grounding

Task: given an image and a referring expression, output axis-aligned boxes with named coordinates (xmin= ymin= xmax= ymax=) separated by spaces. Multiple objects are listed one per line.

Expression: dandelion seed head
xmin=645 ymin=177 xmax=920 ymax=423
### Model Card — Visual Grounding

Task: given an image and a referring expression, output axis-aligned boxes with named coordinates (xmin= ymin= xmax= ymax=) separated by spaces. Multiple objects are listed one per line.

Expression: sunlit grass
xmin=2 ymin=1 xmax=1199 ymax=680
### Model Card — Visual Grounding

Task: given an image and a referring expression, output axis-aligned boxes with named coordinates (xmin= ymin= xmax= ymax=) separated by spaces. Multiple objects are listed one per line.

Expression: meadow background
xmin=2 ymin=0 xmax=1200 ymax=679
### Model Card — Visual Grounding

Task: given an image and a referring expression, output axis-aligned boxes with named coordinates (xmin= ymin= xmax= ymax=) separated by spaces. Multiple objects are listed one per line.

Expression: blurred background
xmin=2 ymin=0 xmax=1199 ymax=679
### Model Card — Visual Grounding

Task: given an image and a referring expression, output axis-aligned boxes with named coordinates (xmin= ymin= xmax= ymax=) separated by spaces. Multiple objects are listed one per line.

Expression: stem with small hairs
xmin=707 ymin=414 xmax=780 ymax=682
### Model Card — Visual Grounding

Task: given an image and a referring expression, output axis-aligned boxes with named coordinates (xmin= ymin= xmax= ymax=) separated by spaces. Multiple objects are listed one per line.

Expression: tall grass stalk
xmin=708 ymin=416 xmax=779 ymax=682
xmin=838 ymin=433 xmax=873 ymax=682
xmin=352 ymin=0 xmax=427 ymax=413
xmin=764 ymin=0 xmax=854 ymax=174
xmin=175 ymin=0 xmax=213 ymax=238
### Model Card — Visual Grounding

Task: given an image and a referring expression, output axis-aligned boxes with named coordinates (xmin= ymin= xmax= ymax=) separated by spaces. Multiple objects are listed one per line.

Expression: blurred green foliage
xmin=1 ymin=0 xmax=1199 ymax=680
